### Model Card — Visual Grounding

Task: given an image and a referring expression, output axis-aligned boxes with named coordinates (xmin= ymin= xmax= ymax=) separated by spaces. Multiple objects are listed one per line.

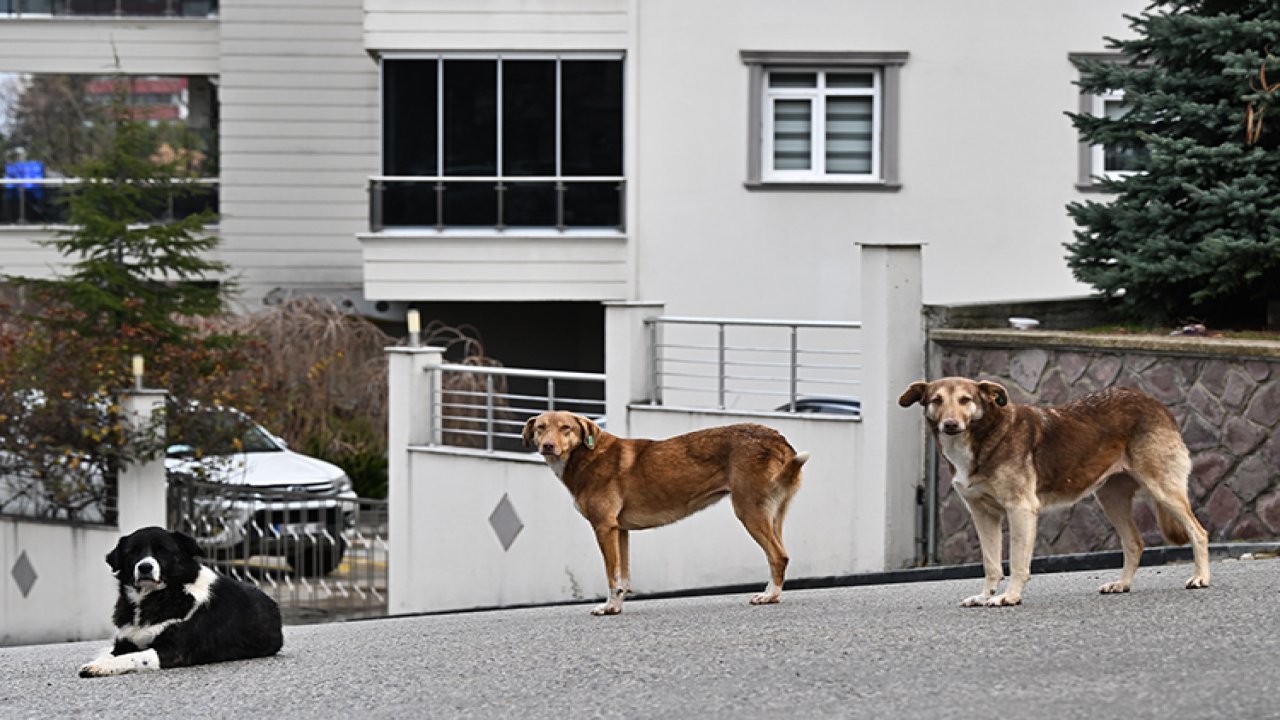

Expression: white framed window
xmin=763 ymin=69 xmax=880 ymax=182
xmin=1090 ymin=89 xmax=1143 ymax=181
xmin=742 ymin=51 xmax=906 ymax=190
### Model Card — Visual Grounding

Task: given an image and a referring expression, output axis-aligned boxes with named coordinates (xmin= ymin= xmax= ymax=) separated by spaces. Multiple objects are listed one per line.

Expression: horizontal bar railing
xmin=1 ymin=177 xmax=219 ymax=225
xmin=368 ymin=175 xmax=625 ymax=233
xmin=425 ymin=363 xmax=606 ymax=452
xmin=645 ymin=315 xmax=863 ymax=414
xmin=1 ymin=0 xmax=217 ymax=18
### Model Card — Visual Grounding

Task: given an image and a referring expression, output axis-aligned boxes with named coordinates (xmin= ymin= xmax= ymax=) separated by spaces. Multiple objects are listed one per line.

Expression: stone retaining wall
xmin=928 ymin=329 xmax=1280 ymax=565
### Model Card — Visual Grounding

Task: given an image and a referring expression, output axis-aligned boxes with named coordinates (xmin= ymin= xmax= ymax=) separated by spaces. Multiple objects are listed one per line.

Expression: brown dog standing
xmin=899 ymin=377 xmax=1210 ymax=607
xmin=523 ymin=411 xmax=808 ymax=615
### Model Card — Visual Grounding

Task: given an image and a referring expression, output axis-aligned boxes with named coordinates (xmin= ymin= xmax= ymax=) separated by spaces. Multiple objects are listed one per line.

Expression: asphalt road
xmin=2 ymin=557 xmax=1277 ymax=720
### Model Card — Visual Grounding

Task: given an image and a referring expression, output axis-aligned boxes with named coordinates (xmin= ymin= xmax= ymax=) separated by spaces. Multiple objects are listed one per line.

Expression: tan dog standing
xmin=523 ymin=411 xmax=808 ymax=615
xmin=899 ymin=377 xmax=1210 ymax=607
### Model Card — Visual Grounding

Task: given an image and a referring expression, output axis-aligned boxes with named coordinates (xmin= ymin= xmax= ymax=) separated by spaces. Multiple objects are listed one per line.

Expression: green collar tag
xmin=586 ymin=435 xmax=595 ymax=450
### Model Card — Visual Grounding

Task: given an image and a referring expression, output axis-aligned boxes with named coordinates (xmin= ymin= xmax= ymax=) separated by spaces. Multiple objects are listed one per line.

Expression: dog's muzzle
xmin=939 ymin=419 xmax=964 ymax=435
xmin=133 ymin=558 xmax=161 ymax=588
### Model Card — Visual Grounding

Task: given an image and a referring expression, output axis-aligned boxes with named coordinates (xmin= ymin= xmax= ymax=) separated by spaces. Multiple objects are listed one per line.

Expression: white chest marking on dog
xmin=117 ymin=566 xmax=218 ymax=649
xmin=939 ymin=433 xmax=977 ymax=491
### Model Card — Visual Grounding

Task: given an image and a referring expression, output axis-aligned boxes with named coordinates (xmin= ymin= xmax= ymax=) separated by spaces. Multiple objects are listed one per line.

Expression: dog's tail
xmin=774 ymin=450 xmax=809 ymax=488
xmin=1155 ymin=503 xmax=1191 ymax=546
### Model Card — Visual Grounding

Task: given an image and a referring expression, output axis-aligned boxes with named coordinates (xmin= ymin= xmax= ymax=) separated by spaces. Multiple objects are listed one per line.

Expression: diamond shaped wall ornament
xmin=11 ymin=550 xmax=37 ymax=599
xmin=489 ymin=493 xmax=524 ymax=551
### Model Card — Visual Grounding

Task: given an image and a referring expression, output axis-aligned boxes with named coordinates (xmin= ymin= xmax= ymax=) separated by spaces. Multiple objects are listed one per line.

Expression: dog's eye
xmin=929 ymin=397 xmax=942 ymax=405
xmin=958 ymin=396 xmax=972 ymax=405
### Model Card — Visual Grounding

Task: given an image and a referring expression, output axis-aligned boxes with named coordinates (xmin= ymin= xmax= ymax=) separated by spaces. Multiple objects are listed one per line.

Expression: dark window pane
xmin=383 ymin=60 xmax=438 ymax=176
xmin=503 ymin=182 xmax=557 ymax=227
xmin=442 ymin=180 xmax=497 ymax=226
xmin=381 ymin=181 xmax=438 ymax=228
xmin=562 ymin=60 xmax=623 ymax=176
xmin=444 ymin=60 xmax=497 ymax=176
xmin=563 ymin=181 xmax=621 ymax=228
xmin=503 ymin=61 xmax=556 ymax=177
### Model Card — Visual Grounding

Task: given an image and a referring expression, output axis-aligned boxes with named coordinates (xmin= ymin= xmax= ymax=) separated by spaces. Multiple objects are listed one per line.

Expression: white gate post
xmin=857 ymin=242 xmax=925 ymax=570
xmin=116 ymin=389 xmax=168 ymax=534
xmin=386 ymin=345 xmax=444 ymax=613
xmin=604 ymin=300 xmax=665 ymax=437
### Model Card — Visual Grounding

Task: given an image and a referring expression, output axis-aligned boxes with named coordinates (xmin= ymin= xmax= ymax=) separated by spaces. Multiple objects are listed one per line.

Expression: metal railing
xmin=645 ymin=315 xmax=863 ymax=414
xmin=424 ymin=363 xmax=606 ymax=452
xmin=1 ymin=177 xmax=219 ymax=225
xmin=168 ymin=476 xmax=389 ymax=622
xmin=1 ymin=0 xmax=217 ymax=17
xmin=368 ymin=175 xmax=625 ymax=233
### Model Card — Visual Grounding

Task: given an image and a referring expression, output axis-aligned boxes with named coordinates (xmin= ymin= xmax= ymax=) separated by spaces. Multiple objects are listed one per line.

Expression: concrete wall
xmin=929 ymin=330 xmax=1280 ymax=564
xmin=387 ymin=243 xmax=926 ymax=614
xmin=0 ymin=391 xmax=168 ymax=647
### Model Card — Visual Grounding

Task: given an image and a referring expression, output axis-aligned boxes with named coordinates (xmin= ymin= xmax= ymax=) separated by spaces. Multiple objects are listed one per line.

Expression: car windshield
xmin=177 ymin=408 xmax=283 ymax=456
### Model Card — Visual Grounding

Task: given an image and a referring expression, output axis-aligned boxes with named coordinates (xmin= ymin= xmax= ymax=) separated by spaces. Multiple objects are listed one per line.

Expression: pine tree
xmin=1067 ymin=0 xmax=1280 ymax=326
xmin=11 ymin=75 xmax=230 ymax=346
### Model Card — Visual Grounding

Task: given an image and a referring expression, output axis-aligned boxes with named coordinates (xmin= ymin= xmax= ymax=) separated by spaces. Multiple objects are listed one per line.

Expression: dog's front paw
xmin=1185 ymin=575 xmax=1210 ymax=590
xmin=1099 ymin=581 xmax=1131 ymax=594
xmin=984 ymin=593 xmax=1021 ymax=607
xmin=78 ymin=661 xmax=112 ymax=678
xmin=749 ymin=591 xmax=780 ymax=605
xmin=959 ymin=594 xmax=992 ymax=607
xmin=591 ymin=602 xmax=622 ymax=616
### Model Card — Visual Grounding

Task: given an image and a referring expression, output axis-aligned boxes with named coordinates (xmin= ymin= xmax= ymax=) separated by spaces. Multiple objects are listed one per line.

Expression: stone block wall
xmin=928 ymin=330 xmax=1280 ymax=565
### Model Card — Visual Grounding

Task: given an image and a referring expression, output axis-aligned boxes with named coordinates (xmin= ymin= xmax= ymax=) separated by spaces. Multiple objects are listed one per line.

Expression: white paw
xmin=749 ymin=591 xmax=780 ymax=605
xmin=1099 ymin=581 xmax=1131 ymax=594
xmin=590 ymin=602 xmax=621 ymax=616
xmin=1185 ymin=575 xmax=1210 ymax=589
xmin=984 ymin=593 xmax=1021 ymax=607
xmin=960 ymin=594 xmax=992 ymax=607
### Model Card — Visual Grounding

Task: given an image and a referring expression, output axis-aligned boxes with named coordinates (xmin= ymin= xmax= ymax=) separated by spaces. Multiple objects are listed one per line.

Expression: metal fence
xmin=0 ymin=177 xmax=219 ymax=225
xmin=368 ymin=176 xmax=625 ymax=232
xmin=426 ymin=364 xmax=606 ymax=452
xmin=0 ymin=0 xmax=217 ymax=17
xmin=645 ymin=315 xmax=863 ymax=414
xmin=167 ymin=476 xmax=389 ymax=623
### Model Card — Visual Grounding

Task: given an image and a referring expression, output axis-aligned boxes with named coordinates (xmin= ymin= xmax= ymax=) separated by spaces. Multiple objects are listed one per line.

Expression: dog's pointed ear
xmin=522 ymin=416 xmax=539 ymax=448
xmin=576 ymin=415 xmax=602 ymax=451
xmin=978 ymin=381 xmax=1009 ymax=408
xmin=898 ymin=381 xmax=930 ymax=407
xmin=171 ymin=530 xmax=204 ymax=559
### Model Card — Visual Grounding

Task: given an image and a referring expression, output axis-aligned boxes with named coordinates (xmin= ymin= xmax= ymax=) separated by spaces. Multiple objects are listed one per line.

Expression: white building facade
xmin=1 ymin=0 xmax=1142 ymax=357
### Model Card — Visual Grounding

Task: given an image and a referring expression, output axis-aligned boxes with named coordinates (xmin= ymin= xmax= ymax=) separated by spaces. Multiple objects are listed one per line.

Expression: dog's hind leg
xmin=1094 ymin=473 xmax=1143 ymax=593
xmin=1130 ymin=436 xmax=1211 ymax=590
xmin=733 ymin=495 xmax=789 ymax=605
xmin=618 ymin=529 xmax=631 ymax=596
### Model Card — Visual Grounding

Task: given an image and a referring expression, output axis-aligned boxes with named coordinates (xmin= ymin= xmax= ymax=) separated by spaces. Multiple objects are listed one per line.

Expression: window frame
xmin=1072 ymin=52 xmax=1145 ymax=192
xmin=742 ymin=51 xmax=906 ymax=191
xmin=1089 ymin=89 xmax=1140 ymax=182
xmin=376 ymin=51 xmax=625 ymax=233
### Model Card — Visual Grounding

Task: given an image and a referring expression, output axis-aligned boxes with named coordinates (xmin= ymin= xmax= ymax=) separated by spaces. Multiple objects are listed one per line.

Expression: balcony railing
xmin=645 ymin=315 xmax=863 ymax=414
xmin=0 ymin=177 xmax=218 ymax=225
xmin=1 ymin=0 xmax=216 ymax=17
xmin=368 ymin=176 xmax=625 ymax=233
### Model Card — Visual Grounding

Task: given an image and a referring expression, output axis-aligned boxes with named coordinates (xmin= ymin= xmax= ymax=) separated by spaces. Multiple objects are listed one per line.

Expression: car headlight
xmin=333 ymin=473 xmax=353 ymax=494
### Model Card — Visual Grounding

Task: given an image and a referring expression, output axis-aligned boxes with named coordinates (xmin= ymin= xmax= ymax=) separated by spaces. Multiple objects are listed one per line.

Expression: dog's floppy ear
xmin=898 ymin=381 xmax=930 ymax=407
xmin=978 ymin=381 xmax=1009 ymax=408
xmin=105 ymin=537 xmax=125 ymax=572
xmin=522 ymin=416 xmax=539 ymax=448
xmin=576 ymin=415 xmax=602 ymax=451
xmin=171 ymin=530 xmax=204 ymax=559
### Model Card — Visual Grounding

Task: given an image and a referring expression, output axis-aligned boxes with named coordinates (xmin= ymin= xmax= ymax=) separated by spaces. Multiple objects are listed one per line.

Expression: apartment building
xmin=0 ymin=0 xmax=1143 ymax=372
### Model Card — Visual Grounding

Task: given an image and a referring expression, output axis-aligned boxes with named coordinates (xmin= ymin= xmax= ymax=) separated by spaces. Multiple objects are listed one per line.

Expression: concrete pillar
xmin=116 ymin=389 xmax=168 ymax=535
xmin=386 ymin=345 xmax=444 ymax=613
xmin=604 ymin=300 xmax=664 ymax=437
xmin=856 ymin=242 xmax=925 ymax=570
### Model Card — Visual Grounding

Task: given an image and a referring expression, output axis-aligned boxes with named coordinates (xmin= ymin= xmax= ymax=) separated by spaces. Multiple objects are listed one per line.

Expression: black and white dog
xmin=79 ymin=526 xmax=283 ymax=678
